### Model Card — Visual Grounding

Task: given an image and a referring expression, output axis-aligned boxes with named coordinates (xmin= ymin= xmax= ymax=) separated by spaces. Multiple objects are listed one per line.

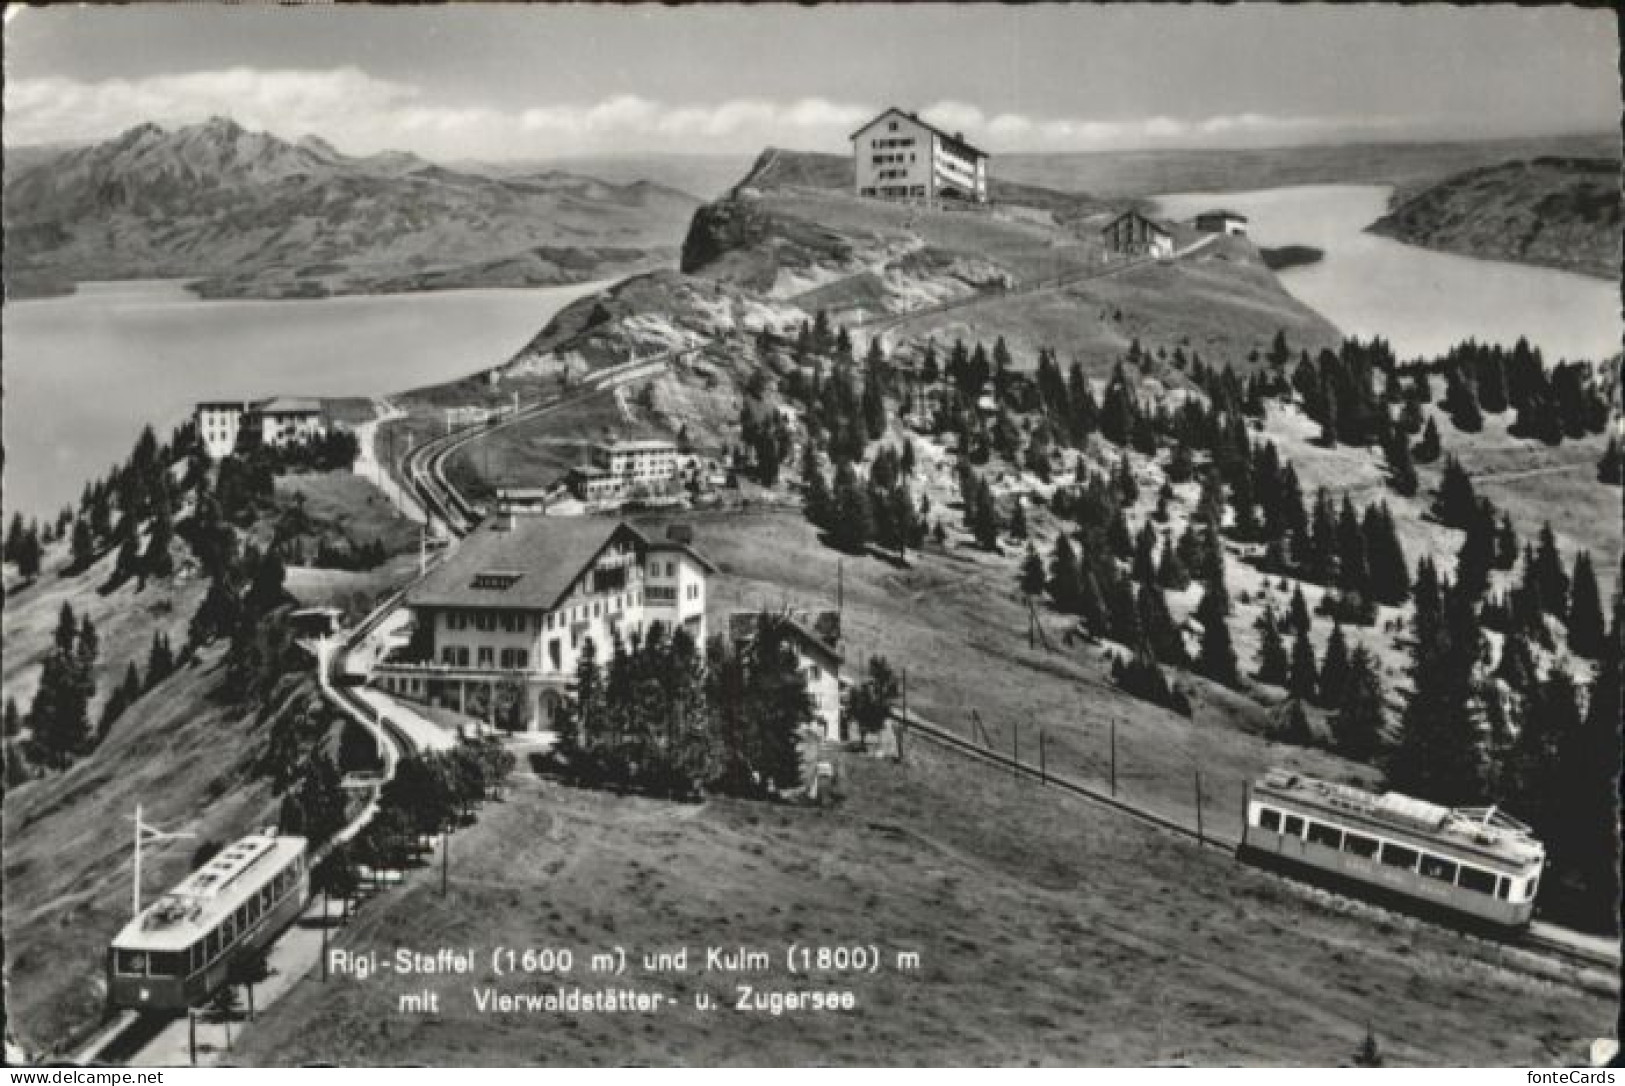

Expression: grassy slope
xmin=2 ymin=536 xmax=205 ymax=717
xmin=881 ymin=236 xmax=1341 ymax=372
xmin=1368 ymin=157 xmax=1621 ymax=280
xmin=2 ymin=642 xmax=306 ymax=1053
xmin=1 ymin=471 xmax=416 ymax=1053
xmin=232 ymin=739 xmax=1611 ymax=1065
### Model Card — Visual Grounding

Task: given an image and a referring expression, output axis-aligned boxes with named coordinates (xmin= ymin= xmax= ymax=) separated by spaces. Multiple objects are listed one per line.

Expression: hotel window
xmin=477 ymin=647 xmax=494 ymax=668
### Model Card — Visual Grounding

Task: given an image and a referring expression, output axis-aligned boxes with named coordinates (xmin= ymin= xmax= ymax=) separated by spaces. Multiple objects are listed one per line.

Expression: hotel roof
xmin=407 ymin=518 xmax=713 ymax=612
xmin=849 ymin=106 xmax=987 ymax=160
xmin=255 ymin=397 xmax=324 ymax=415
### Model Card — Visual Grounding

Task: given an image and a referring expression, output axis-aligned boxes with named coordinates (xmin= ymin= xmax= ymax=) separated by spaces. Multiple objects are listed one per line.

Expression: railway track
xmin=893 ymin=705 xmax=1619 ymax=983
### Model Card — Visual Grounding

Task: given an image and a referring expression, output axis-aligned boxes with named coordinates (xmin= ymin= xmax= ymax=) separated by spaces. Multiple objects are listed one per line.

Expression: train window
xmin=189 ymin=945 xmax=202 ymax=975
xmin=1379 ymin=843 xmax=1419 ymax=870
xmin=1457 ymin=866 xmax=1497 ymax=895
xmin=114 ymin=950 xmax=147 ymax=976
xmin=149 ymin=953 xmax=185 ymax=977
xmin=1495 ymin=876 xmax=1509 ymax=900
xmin=260 ymin=886 xmax=273 ymax=911
xmin=205 ymin=931 xmax=221 ymax=962
xmin=1343 ymin=832 xmax=1379 ymax=859
xmin=1282 ymin=815 xmax=1305 ymax=838
xmin=1306 ymin=821 xmax=1343 ymax=849
xmin=1418 ymin=854 xmax=1458 ymax=883
xmin=1258 ymin=808 xmax=1281 ymax=833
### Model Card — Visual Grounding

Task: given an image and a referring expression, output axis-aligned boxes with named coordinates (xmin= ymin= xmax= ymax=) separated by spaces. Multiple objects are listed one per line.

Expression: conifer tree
xmin=1020 ymin=544 xmax=1047 ymax=598
xmin=1194 ymin=566 xmax=1238 ymax=686
xmin=1334 ymin=646 xmax=1386 ymax=762
xmin=1319 ymin=621 xmax=1350 ymax=707
xmin=1565 ymin=551 xmax=1605 ymax=658
xmin=1530 ymin=523 xmax=1569 ymax=617
xmin=1137 ymin=582 xmax=1188 ymax=668
xmin=1288 ymin=625 xmax=1319 ymax=702
xmin=1254 ymin=604 xmax=1290 ymax=685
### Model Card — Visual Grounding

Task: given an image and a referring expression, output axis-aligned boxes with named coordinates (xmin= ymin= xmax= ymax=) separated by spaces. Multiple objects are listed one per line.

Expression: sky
xmin=4 ymin=4 xmax=1618 ymax=161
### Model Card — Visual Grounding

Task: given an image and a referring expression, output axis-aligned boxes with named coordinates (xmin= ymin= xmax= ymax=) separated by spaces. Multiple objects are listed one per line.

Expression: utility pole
xmin=1109 ymin=720 xmax=1117 ymax=798
xmin=128 ymin=804 xmax=194 ymax=918
xmin=441 ymin=828 xmax=450 ymax=896
xmin=321 ymin=888 xmax=330 ymax=980
xmin=837 ymin=558 xmax=844 ymax=624
xmin=1194 ymin=770 xmax=1205 ymax=847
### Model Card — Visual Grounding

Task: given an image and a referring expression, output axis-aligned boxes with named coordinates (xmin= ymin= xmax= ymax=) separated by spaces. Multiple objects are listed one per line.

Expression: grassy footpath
xmin=233 ymin=741 xmax=1612 ymax=1065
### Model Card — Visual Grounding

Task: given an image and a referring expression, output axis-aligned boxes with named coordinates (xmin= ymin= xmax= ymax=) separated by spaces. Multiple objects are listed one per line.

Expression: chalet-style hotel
xmin=375 ymin=517 xmax=713 ymax=731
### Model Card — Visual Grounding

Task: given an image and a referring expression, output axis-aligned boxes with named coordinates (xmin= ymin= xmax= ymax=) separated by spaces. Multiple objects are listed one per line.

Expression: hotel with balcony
xmin=851 ymin=106 xmax=989 ymax=204
xmin=373 ymin=516 xmax=712 ymax=732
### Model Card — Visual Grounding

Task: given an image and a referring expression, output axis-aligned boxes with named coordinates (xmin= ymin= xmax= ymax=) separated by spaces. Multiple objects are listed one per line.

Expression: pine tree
xmin=1194 ymin=567 xmax=1238 ymax=686
xmin=1287 ymin=585 xmax=1312 ymax=635
xmin=1385 ymin=575 xmax=1487 ymax=805
xmin=1254 ymin=604 xmax=1290 ymax=685
xmin=1048 ymin=535 xmax=1083 ymax=613
xmin=28 ymin=605 xmax=91 ymax=770
xmin=1277 ymin=698 xmax=1315 ymax=746
xmin=15 ymin=522 xmax=43 ymax=580
xmin=1565 ymin=551 xmax=1605 ymax=658
xmin=1598 ymin=436 xmax=1623 ymax=485
xmin=1020 ymin=544 xmax=1047 ymax=597
xmin=800 ymin=444 xmax=831 ymax=528
xmin=70 ymin=519 xmax=95 ymax=572
xmin=146 ymin=630 xmax=176 ymax=690
xmin=1432 ymin=456 xmax=1477 ymax=529
xmin=1334 ymin=646 xmax=1386 ymax=762
xmin=1385 ymin=431 xmax=1418 ymax=496
xmin=1288 ymin=625 xmax=1319 ymax=702
xmin=1530 ymin=523 xmax=1569 ymax=617
xmin=1318 ymin=621 xmax=1350 ymax=707
xmin=1412 ymin=417 xmax=1442 ymax=463
xmin=1137 ymin=582 xmax=1188 ymax=668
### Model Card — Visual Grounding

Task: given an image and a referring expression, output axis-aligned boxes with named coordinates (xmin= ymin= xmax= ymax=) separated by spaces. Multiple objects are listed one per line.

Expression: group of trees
xmin=1382 ymin=541 xmax=1621 ymax=928
xmin=1254 ymin=601 xmax=1388 ymax=759
xmin=21 ymin=604 xmax=99 ymax=770
xmin=804 ymin=441 xmax=926 ymax=558
xmin=549 ymin=616 xmax=820 ymax=800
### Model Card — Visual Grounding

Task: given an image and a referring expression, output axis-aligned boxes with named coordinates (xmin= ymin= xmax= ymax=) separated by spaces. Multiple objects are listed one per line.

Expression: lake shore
xmin=1154 ymin=184 xmax=1622 ymax=363
xmin=1 ymin=277 xmax=617 ymax=521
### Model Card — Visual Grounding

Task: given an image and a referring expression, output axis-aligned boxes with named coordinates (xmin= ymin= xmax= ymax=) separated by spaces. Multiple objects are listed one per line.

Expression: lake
xmin=2 ymin=279 xmax=611 ymax=521
xmin=1153 ymin=184 xmax=1622 ymax=365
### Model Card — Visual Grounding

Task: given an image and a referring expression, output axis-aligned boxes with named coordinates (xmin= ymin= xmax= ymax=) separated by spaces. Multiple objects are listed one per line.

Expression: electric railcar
xmin=108 ymin=834 xmax=309 ymax=1011
xmin=1239 ymin=769 xmax=1544 ymax=930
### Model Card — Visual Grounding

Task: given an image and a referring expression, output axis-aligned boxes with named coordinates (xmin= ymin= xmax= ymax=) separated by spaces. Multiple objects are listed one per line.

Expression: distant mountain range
xmin=1368 ymin=155 xmax=1621 ymax=280
xmin=2 ymin=117 xmax=701 ymax=300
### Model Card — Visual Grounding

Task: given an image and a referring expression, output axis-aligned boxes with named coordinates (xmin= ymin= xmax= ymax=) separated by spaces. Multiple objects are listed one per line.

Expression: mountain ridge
xmin=3 ymin=118 xmax=702 ymax=300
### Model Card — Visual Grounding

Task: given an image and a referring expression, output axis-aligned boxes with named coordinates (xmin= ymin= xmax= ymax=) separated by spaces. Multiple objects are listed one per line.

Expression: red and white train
xmin=1239 ymin=769 xmax=1545 ymax=930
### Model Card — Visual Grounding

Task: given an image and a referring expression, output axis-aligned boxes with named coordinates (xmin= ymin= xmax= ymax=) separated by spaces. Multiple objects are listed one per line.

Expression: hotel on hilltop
xmin=851 ymin=106 xmax=989 ymax=204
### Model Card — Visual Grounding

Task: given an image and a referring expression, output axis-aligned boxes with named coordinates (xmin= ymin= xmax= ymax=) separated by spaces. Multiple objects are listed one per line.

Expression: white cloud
xmin=2 ymin=67 xmax=1420 ymax=160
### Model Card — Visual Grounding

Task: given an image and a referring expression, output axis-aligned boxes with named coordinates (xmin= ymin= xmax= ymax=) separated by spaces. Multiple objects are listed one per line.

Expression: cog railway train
xmin=107 ymin=833 xmax=310 ymax=1012
xmin=1240 ymin=769 xmax=1545 ymax=930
